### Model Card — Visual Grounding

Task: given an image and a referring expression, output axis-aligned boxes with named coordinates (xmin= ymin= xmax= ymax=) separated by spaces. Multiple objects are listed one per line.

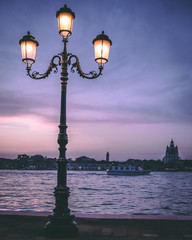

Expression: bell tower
xmin=106 ymin=152 xmax=109 ymax=162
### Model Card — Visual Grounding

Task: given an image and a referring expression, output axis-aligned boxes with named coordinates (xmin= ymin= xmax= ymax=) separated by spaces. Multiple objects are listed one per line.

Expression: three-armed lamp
xmin=19 ymin=4 xmax=112 ymax=238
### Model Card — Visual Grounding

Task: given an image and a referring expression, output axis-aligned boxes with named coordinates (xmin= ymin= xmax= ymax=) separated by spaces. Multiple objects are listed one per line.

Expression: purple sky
xmin=0 ymin=0 xmax=192 ymax=161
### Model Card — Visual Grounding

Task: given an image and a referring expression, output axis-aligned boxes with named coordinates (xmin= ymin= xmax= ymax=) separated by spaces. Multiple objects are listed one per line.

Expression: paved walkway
xmin=0 ymin=211 xmax=192 ymax=240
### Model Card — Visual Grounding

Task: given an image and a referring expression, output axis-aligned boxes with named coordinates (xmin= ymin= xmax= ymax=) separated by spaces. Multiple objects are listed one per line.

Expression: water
xmin=0 ymin=170 xmax=192 ymax=215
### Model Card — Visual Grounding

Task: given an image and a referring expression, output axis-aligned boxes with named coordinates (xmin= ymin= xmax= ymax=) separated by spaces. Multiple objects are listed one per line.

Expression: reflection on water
xmin=0 ymin=170 xmax=192 ymax=215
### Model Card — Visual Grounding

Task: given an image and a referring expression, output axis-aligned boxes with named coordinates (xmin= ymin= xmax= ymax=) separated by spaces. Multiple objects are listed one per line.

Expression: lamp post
xmin=19 ymin=4 xmax=112 ymax=238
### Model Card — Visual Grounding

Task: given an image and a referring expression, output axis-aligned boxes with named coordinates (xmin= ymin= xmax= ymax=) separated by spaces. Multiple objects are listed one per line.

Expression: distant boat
xmin=107 ymin=164 xmax=151 ymax=176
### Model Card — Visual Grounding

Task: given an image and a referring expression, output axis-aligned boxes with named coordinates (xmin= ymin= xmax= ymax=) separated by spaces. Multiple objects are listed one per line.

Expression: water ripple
xmin=0 ymin=170 xmax=192 ymax=215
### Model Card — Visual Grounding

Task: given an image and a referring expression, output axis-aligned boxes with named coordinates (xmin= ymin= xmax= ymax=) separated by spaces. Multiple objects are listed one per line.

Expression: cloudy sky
xmin=0 ymin=0 xmax=192 ymax=160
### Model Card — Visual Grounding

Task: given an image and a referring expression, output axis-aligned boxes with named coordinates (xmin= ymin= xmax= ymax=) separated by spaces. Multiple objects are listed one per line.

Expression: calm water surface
xmin=0 ymin=170 xmax=192 ymax=215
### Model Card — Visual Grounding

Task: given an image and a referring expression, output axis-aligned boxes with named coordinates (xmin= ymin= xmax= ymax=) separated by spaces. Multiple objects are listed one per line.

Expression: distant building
xmin=17 ymin=154 xmax=29 ymax=169
xmin=31 ymin=155 xmax=46 ymax=170
xmin=0 ymin=158 xmax=13 ymax=169
xmin=75 ymin=156 xmax=96 ymax=163
xmin=106 ymin=152 xmax=109 ymax=162
xmin=67 ymin=162 xmax=110 ymax=171
xmin=45 ymin=157 xmax=57 ymax=170
xmin=163 ymin=139 xmax=181 ymax=164
xmin=67 ymin=155 xmax=111 ymax=171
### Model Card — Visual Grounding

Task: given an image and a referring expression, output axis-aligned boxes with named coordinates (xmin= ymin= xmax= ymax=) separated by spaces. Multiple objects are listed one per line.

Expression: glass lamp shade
xmin=56 ymin=4 xmax=75 ymax=38
xmin=92 ymin=31 xmax=112 ymax=66
xmin=19 ymin=32 xmax=39 ymax=65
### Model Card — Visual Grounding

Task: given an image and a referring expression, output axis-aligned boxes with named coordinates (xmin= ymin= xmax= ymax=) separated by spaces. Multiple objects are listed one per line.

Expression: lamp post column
xmin=56 ymin=38 xmax=69 ymax=214
xmin=19 ymin=6 xmax=112 ymax=238
xmin=45 ymin=38 xmax=78 ymax=237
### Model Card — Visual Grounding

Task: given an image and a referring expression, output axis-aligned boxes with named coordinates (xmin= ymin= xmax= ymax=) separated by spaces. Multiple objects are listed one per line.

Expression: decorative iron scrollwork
xmin=26 ymin=53 xmax=103 ymax=80
xmin=27 ymin=55 xmax=61 ymax=80
xmin=68 ymin=55 xmax=103 ymax=79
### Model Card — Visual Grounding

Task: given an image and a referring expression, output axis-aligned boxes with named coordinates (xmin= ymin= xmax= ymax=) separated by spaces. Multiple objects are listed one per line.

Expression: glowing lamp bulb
xmin=60 ymin=16 xmax=70 ymax=25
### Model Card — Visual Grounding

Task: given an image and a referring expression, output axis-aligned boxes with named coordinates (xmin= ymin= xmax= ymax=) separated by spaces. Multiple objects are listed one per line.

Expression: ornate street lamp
xmin=19 ymin=32 xmax=39 ymax=66
xmin=19 ymin=4 xmax=112 ymax=238
xmin=93 ymin=31 xmax=112 ymax=67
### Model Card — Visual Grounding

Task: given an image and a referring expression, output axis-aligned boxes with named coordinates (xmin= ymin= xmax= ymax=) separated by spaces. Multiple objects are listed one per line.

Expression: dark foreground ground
xmin=0 ymin=211 xmax=192 ymax=240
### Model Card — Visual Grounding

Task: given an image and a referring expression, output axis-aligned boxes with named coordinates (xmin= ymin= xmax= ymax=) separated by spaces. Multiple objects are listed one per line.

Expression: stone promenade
xmin=0 ymin=211 xmax=192 ymax=240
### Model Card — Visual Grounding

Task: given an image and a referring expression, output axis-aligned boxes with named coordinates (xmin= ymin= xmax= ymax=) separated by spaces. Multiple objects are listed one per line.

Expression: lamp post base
xmin=45 ymin=214 xmax=78 ymax=238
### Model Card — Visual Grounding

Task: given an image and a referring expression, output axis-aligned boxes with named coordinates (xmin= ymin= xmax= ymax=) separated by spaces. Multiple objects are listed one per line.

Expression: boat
xmin=107 ymin=164 xmax=151 ymax=176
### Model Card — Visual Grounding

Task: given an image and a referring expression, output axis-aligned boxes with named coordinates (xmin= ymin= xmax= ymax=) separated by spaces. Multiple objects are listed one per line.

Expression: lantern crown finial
xmin=19 ymin=32 xmax=39 ymax=46
xmin=92 ymin=31 xmax=112 ymax=46
xmin=56 ymin=4 xmax=75 ymax=19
